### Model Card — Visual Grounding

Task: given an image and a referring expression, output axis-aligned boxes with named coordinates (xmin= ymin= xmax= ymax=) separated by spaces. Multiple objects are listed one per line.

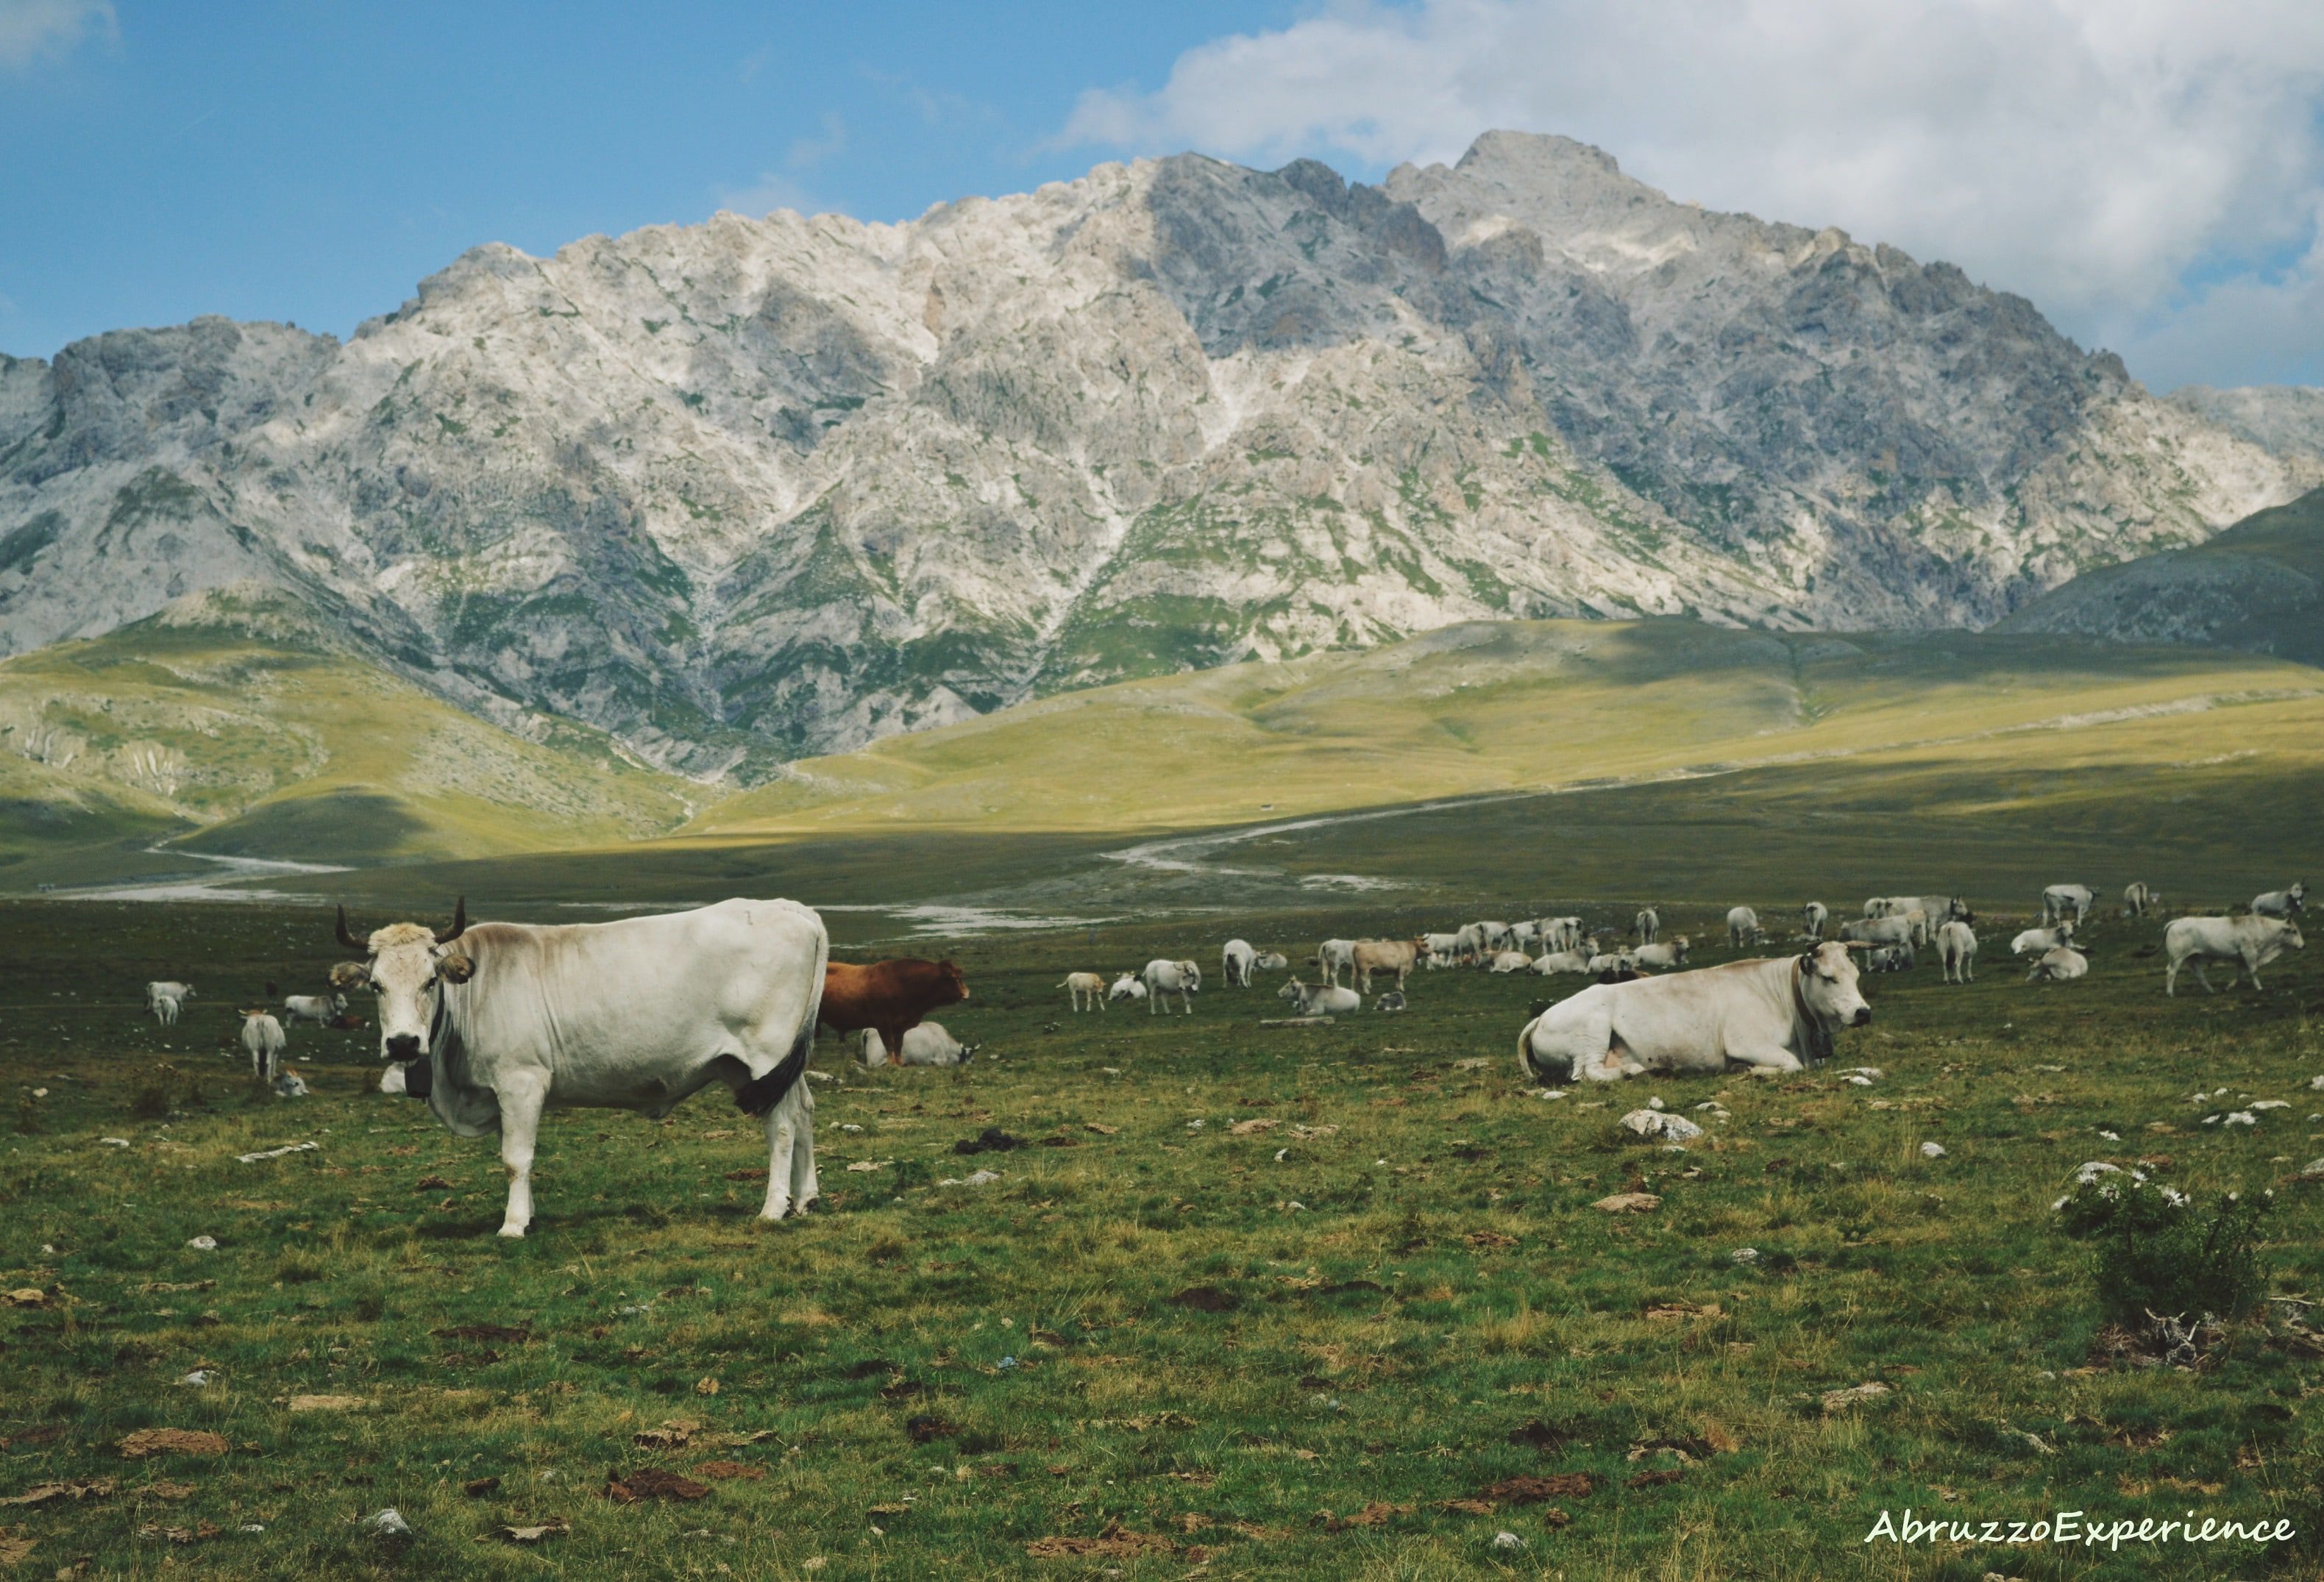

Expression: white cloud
xmin=0 ymin=0 xmax=115 ymax=71
xmin=1056 ymin=0 xmax=2324 ymax=388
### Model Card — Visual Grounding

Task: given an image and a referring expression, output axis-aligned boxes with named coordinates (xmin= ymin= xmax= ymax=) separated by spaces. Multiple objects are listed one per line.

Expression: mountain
xmin=0 ymin=582 xmax=692 ymax=877
xmin=2167 ymin=385 xmax=2324 ymax=461
xmin=3 ymin=132 xmax=2316 ymax=778
xmin=1995 ymin=484 xmax=2324 ymax=667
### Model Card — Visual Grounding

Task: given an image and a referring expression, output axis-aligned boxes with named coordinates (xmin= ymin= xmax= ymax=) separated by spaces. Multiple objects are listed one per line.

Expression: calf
xmin=1144 ymin=958 xmax=1200 ymax=1014
xmin=282 ymin=992 xmax=347 ymax=1027
xmin=1278 ymin=978 xmax=1360 ymax=1016
xmin=1108 ymin=974 xmax=1148 ymax=1005
xmin=1316 ymin=939 xmax=1357 ymax=985
xmin=2165 ymin=915 xmax=2304 ymax=996
xmin=240 ymin=1010 xmax=287 ymax=1080
xmin=1374 ymin=990 xmax=1407 ymax=1012
xmin=1866 ymin=942 xmax=1915 ymax=973
xmin=146 ymin=981 xmax=193 ymax=1025
xmin=1058 ymin=972 xmax=1107 ymax=1012
xmin=1725 ymin=908 xmax=1763 ymax=949
xmin=861 ymin=1022 xmax=978 ymax=1067
xmin=1254 ymin=951 xmax=1289 ymax=972
xmin=822 ymin=958 xmax=970 ymax=1059
xmin=1938 ymin=920 xmax=1977 ymax=983
xmin=2028 ymin=947 xmax=2089 ymax=983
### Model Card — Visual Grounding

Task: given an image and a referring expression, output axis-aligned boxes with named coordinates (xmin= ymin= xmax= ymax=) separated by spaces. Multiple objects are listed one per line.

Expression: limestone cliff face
xmin=2 ymin=132 xmax=2314 ymax=777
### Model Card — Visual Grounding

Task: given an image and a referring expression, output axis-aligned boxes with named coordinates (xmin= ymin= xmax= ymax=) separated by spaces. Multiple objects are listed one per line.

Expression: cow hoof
xmin=497 ymin=1223 xmax=527 ymax=1239
xmin=760 ymin=1200 xmax=793 ymax=1222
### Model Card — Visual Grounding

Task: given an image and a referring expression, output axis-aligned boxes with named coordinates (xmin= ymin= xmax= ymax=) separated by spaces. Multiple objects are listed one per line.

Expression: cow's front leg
xmin=786 ymin=1080 xmax=819 ymax=1215
xmin=495 ymin=1073 xmax=548 ymax=1239
xmin=1726 ymin=1043 xmax=1805 ymax=1074
xmin=2242 ymin=952 xmax=2264 ymax=991
xmin=761 ymin=1083 xmax=802 ymax=1221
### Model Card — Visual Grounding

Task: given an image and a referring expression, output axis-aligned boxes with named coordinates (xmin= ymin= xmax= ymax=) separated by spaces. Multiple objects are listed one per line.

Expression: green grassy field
xmin=3 ymin=895 xmax=2320 ymax=1578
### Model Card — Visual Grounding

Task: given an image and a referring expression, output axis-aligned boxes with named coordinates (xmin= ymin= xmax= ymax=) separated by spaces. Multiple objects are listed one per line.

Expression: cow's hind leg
xmin=786 ymin=1079 xmax=819 ymax=1215
xmin=761 ymin=1086 xmax=801 ymax=1221
xmin=495 ymin=1072 xmax=549 ymax=1239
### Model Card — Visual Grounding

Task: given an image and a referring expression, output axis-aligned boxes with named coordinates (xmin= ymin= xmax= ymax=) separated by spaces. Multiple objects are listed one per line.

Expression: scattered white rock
xmin=363 ymin=1508 xmax=414 ymax=1546
xmin=1843 ymin=1066 xmax=1884 ymax=1080
xmin=1646 ymin=1096 xmax=1666 ymax=1111
xmin=2073 ymin=1161 xmax=2122 ymax=1185
xmin=959 ymin=1169 xmax=1001 ymax=1186
xmin=1730 ymin=1247 xmax=1760 ymax=1264
xmin=2224 ymin=1111 xmax=2258 ymax=1127
xmin=2310 ymin=1075 xmax=2324 ymax=1091
xmin=2097 ymin=1129 xmax=2120 ymax=1141
xmin=2250 ymin=1100 xmax=2290 ymax=1111
xmin=844 ymin=1159 xmax=888 ymax=1172
xmin=1619 ymin=1109 xmax=1705 ymax=1141
xmin=839 ymin=1123 xmax=863 ymax=1133
xmin=1920 ymin=1142 xmax=1947 ymax=1158
xmin=1529 ymin=1088 xmax=1567 ymax=1100
xmin=235 ymin=1141 xmax=318 ymax=1164
xmin=1273 ymin=1148 xmax=1287 ymax=1162
xmin=99 ymin=1137 xmax=129 ymax=1148
xmin=176 ymin=1369 xmax=216 ymax=1386
xmin=1821 ymin=1381 xmax=1891 ymax=1413
xmin=1491 ymin=1531 xmax=1524 ymax=1551
xmin=187 ymin=1236 xmax=218 ymax=1251
xmin=1844 ymin=1074 xmax=1875 ymax=1086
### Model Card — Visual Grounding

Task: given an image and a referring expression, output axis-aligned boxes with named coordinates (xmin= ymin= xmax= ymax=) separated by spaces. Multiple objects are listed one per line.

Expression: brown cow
xmin=1351 ymin=938 xmax=1426 ymax=993
xmin=822 ymin=958 xmax=970 ymax=1058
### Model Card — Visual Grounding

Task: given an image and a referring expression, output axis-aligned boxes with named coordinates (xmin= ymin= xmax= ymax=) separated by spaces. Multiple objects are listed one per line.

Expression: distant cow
xmin=1108 ymin=974 xmax=1147 ymax=1005
xmin=1353 ymin=938 xmax=1424 ymax=991
xmin=2011 ymin=922 xmax=2075 ymax=956
xmin=2165 ymin=916 xmax=2304 ymax=996
xmin=1489 ymin=950 xmax=1532 ymax=974
xmin=1059 ymin=972 xmax=1107 ymax=1012
xmin=282 ymin=992 xmax=347 ymax=1027
xmin=1374 ymin=989 xmax=1407 ymax=1012
xmin=1532 ymin=950 xmax=1593 ymax=976
xmin=1585 ymin=951 xmax=1637 ymax=975
xmin=239 ymin=1010 xmax=287 ymax=1080
xmin=1422 ymin=932 xmax=1463 ymax=967
xmin=1542 ymin=917 xmax=1585 ymax=953
xmin=1634 ymin=938 xmax=1691 ymax=970
xmin=1221 ymin=938 xmax=1257 ymax=987
xmin=1838 ymin=916 xmax=1914 ymax=949
xmin=1725 ymin=908 xmax=1762 ymax=949
xmin=146 ymin=981 xmax=193 ymax=1025
xmin=2253 ymin=881 xmax=2308 ymax=919
xmin=1518 ymin=941 xmax=1872 ymax=1083
xmin=2028 ymin=947 xmax=2089 ymax=983
xmin=1254 ymin=952 xmax=1289 ymax=972
xmin=1474 ymin=921 xmax=1513 ymax=955
xmin=1634 ymin=908 xmax=1660 ymax=944
xmin=822 ymin=958 xmax=969 ymax=1061
xmin=860 ymin=1022 xmax=977 ymax=1068
xmin=1278 ymin=978 xmax=1360 ymax=1016
xmin=1938 ymin=920 xmax=1977 ymax=983
xmin=1316 ymin=939 xmax=1357 ymax=985
xmin=2043 ymin=884 xmax=2095 ymax=925
xmin=1144 ymin=958 xmax=1200 ymax=1014
xmin=1915 ymin=896 xmax=1972 ymax=927
xmin=1865 ymin=943 xmax=1915 ymax=972
xmin=2122 ymin=883 xmax=2160 ymax=919
xmin=1801 ymin=902 xmax=1828 ymax=941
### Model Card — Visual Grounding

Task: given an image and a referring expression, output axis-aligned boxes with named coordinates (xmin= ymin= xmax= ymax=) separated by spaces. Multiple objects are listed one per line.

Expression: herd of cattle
xmin=126 ymin=877 xmax=2302 ymax=1239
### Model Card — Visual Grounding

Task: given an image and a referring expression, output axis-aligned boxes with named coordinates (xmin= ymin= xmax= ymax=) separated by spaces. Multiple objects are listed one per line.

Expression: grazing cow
xmin=1901 ymin=908 xmax=1932 ymax=947
xmin=1866 ymin=942 xmax=1915 ymax=972
xmin=2165 ymin=916 xmax=2305 ymax=996
xmin=2253 ymin=881 xmax=2308 ymax=919
xmin=146 ymin=981 xmax=193 ymax=1025
xmin=1532 ymin=950 xmax=1593 ymax=976
xmin=1801 ymin=902 xmax=1828 ymax=941
xmin=2122 ymin=883 xmax=2160 ymax=919
xmin=2043 ymin=884 xmax=2095 ymax=925
xmin=1143 ymin=958 xmax=1200 ymax=1014
xmin=1278 ymin=978 xmax=1360 ymax=1016
xmin=1474 ymin=921 xmax=1513 ymax=955
xmin=1634 ymin=908 xmax=1660 ymax=944
xmin=1634 ymin=938 xmax=1691 ymax=970
xmin=1838 ymin=916 xmax=1914 ymax=949
xmin=1374 ymin=990 xmax=1407 ymax=1012
xmin=860 ymin=1022 xmax=978 ymax=1068
xmin=1938 ymin=920 xmax=1977 ymax=983
xmin=240 ymin=1011 xmax=287 ymax=1080
xmin=1108 ymin=974 xmax=1148 ymax=1005
xmin=1254 ymin=951 xmax=1289 ymax=972
xmin=282 ymin=992 xmax=347 ymax=1027
xmin=2011 ymin=922 xmax=2075 ymax=956
xmin=1915 ymin=896 xmax=1972 ymax=927
xmin=1725 ymin=907 xmax=1763 ymax=949
xmin=1508 ymin=921 xmax=1543 ymax=950
xmin=1489 ymin=949 xmax=1532 ymax=974
xmin=336 ymin=897 xmax=828 ymax=1236
xmin=1543 ymin=916 xmax=1585 ymax=953
xmin=1353 ymin=938 xmax=1425 ymax=991
xmin=1316 ymin=939 xmax=1357 ymax=985
xmin=823 ymin=958 xmax=970 ymax=1063
xmin=2028 ymin=946 xmax=2089 ymax=983
xmin=1518 ymin=940 xmax=1872 ymax=1083
xmin=1059 ymin=972 xmax=1108 ymax=1012
xmin=1221 ymin=938 xmax=1258 ymax=987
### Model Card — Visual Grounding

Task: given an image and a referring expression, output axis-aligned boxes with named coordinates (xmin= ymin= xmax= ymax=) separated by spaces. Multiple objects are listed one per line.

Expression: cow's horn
xmin=436 ymin=897 xmax=467 ymax=944
xmin=335 ymin=905 xmax=365 ymax=949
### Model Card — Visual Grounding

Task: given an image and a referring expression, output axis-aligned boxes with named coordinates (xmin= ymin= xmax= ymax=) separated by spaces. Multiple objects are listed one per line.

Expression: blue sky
xmin=5 ymin=1 xmax=2320 ymax=391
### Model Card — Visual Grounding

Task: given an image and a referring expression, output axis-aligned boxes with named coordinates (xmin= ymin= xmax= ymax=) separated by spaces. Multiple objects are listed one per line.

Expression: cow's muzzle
xmin=385 ymin=1033 xmax=422 ymax=1061
xmin=1849 ymin=1008 xmax=1872 ymax=1027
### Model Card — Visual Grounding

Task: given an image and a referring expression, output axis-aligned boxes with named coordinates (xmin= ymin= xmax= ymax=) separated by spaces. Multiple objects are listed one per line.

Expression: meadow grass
xmin=3 ymin=897 xmax=2320 ymax=1578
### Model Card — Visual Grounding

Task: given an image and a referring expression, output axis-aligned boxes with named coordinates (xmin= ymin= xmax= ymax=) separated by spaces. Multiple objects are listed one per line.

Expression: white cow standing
xmin=282 ymin=992 xmax=347 ymax=1027
xmin=2164 ymin=916 xmax=2305 ymax=996
xmin=146 ymin=981 xmax=193 ymax=1025
xmin=1724 ymin=908 xmax=1762 ymax=948
xmin=1518 ymin=941 xmax=1873 ymax=1083
xmin=2253 ymin=881 xmax=2308 ymax=920
xmin=1543 ymin=917 xmax=1585 ymax=953
xmin=240 ymin=1011 xmax=287 ymax=1080
xmin=1937 ymin=920 xmax=1977 ymax=983
xmin=1634 ymin=908 xmax=1660 ymax=945
xmin=1800 ymin=902 xmax=1828 ymax=941
xmin=2043 ymin=884 xmax=2096 ymax=926
xmin=1220 ymin=938 xmax=1258 ymax=988
xmin=339 ymin=897 xmax=828 ymax=1237
xmin=1143 ymin=959 xmax=1200 ymax=1014
xmin=1315 ymin=939 xmax=1357 ymax=985
xmin=2122 ymin=883 xmax=2161 ymax=919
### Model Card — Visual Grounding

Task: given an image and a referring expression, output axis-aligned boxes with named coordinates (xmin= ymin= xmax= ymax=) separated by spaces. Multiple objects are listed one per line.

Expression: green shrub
xmin=2056 ymin=1172 xmax=2273 ymax=1323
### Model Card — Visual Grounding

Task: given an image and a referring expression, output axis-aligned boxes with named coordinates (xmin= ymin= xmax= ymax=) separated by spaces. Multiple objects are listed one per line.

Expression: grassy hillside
xmin=692 ymin=618 xmax=2323 ymax=840
xmin=1998 ymin=484 xmax=2324 ymax=665
xmin=0 ymin=584 xmax=695 ymax=880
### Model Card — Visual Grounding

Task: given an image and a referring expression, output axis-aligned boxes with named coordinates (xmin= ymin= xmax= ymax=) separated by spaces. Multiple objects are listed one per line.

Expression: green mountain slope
xmin=0 ymin=584 xmax=694 ymax=878
xmin=1996 ymin=485 xmax=2324 ymax=666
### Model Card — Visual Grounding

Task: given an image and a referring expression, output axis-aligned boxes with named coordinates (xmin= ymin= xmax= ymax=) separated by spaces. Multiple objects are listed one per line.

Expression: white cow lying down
xmin=1279 ymin=978 xmax=1360 ymax=1016
xmin=2026 ymin=947 xmax=2088 ymax=983
xmin=1518 ymin=941 xmax=1872 ymax=1084
xmin=859 ymin=1022 xmax=977 ymax=1066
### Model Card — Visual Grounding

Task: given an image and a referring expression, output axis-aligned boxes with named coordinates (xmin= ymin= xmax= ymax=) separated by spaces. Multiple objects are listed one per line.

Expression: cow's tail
xmin=1515 ymin=1012 xmax=1544 ymax=1084
xmin=736 ymin=918 xmax=830 ymax=1119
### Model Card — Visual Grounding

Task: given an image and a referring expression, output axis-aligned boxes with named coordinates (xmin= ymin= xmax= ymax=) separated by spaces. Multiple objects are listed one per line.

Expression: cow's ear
xmin=437 ymin=950 xmax=475 ymax=983
xmin=330 ymin=961 xmax=370 ymax=990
